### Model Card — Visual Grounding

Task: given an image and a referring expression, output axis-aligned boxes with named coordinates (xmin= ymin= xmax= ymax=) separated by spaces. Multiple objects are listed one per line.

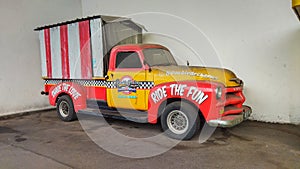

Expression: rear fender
xmin=48 ymin=82 xmax=87 ymax=112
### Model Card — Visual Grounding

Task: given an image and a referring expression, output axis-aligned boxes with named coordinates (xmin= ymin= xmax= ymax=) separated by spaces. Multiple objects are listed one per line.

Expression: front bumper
xmin=207 ymin=105 xmax=252 ymax=127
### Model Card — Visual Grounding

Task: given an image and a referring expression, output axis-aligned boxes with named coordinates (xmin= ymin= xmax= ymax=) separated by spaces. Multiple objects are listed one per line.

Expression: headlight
xmin=215 ymin=86 xmax=222 ymax=99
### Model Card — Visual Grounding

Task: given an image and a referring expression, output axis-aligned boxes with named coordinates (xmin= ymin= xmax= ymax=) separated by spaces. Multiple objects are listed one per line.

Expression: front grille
xmin=223 ymin=87 xmax=245 ymax=116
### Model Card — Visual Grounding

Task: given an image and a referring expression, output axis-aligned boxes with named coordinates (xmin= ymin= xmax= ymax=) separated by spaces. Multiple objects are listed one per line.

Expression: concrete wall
xmin=0 ymin=0 xmax=299 ymax=124
xmin=0 ymin=0 xmax=82 ymax=115
xmin=82 ymin=0 xmax=300 ymax=124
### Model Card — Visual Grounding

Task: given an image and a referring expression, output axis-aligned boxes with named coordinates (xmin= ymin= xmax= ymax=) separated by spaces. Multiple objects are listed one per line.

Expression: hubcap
xmin=59 ymin=101 xmax=69 ymax=118
xmin=166 ymin=110 xmax=189 ymax=135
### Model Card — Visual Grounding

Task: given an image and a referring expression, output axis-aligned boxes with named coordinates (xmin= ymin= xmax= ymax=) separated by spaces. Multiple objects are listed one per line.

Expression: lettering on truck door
xmin=107 ymin=51 xmax=148 ymax=110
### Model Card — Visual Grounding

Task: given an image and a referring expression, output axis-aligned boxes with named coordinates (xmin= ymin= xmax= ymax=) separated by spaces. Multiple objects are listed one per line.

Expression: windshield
xmin=143 ymin=48 xmax=177 ymax=66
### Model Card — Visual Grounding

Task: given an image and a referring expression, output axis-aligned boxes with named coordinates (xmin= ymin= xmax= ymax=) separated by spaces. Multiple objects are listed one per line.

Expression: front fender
xmin=48 ymin=82 xmax=87 ymax=112
xmin=147 ymin=81 xmax=224 ymax=123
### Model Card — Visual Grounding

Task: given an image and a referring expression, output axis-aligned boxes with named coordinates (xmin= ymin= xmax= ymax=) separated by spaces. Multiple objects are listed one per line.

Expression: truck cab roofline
xmin=112 ymin=44 xmax=169 ymax=51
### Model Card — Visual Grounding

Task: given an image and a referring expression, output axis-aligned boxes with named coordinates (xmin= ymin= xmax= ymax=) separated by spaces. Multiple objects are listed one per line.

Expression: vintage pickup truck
xmin=35 ymin=15 xmax=251 ymax=140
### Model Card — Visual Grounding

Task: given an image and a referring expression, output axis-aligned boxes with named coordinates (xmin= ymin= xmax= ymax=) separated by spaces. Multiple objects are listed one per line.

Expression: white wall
xmin=82 ymin=0 xmax=300 ymax=124
xmin=0 ymin=0 xmax=299 ymax=124
xmin=0 ymin=0 xmax=82 ymax=115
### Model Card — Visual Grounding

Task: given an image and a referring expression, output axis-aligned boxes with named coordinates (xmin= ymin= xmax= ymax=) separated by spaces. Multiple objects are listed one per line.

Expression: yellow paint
xmin=219 ymin=109 xmax=224 ymax=115
xmin=293 ymin=0 xmax=300 ymax=7
xmin=151 ymin=66 xmax=240 ymax=87
xmin=92 ymin=77 xmax=106 ymax=80
xmin=106 ymin=69 xmax=151 ymax=110
xmin=293 ymin=0 xmax=300 ymax=21
xmin=106 ymin=65 xmax=241 ymax=110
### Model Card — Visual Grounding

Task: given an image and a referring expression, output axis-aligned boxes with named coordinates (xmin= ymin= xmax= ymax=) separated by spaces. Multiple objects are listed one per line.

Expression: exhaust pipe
xmin=41 ymin=91 xmax=49 ymax=95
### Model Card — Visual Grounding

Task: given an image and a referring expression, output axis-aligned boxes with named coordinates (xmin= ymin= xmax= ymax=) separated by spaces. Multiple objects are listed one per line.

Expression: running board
xmin=77 ymin=108 xmax=148 ymax=123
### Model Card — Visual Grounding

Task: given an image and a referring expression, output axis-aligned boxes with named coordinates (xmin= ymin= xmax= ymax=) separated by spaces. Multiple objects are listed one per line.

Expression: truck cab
xmin=106 ymin=44 xmax=174 ymax=110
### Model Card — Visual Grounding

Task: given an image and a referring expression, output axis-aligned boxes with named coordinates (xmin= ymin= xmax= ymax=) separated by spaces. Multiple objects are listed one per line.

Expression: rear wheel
xmin=56 ymin=95 xmax=77 ymax=121
xmin=161 ymin=101 xmax=200 ymax=140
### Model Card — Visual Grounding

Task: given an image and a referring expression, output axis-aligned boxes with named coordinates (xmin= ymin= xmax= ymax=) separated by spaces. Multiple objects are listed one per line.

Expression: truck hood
xmin=151 ymin=66 xmax=241 ymax=87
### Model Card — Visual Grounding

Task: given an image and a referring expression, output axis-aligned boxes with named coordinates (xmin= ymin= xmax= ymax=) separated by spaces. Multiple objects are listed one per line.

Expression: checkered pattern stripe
xmin=44 ymin=80 xmax=153 ymax=89
xmin=106 ymin=81 xmax=116 ymax=88
xmin=45 ymin=79 xmax=62 ymax=85
xmin=44 ymin=79 xmax=107 ymax=87
xmin=77 ymin=80 xmax=106 ymax=86
xmin=137 ymin=82 xmax=155 ymax=89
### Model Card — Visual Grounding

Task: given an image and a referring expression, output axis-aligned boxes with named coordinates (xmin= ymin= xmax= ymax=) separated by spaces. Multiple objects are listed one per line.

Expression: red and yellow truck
xmin=35 ymin=15 xmax=251 ymax=140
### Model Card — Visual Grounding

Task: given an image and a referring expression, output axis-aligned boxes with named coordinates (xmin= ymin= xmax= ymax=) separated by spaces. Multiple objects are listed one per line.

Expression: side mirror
xmin=143 ymin=60 xmax=148 ymax=66
xmin=143 ymin=60 xmax=152 ymax=72
xmin=187 ymin=60 xmax=190 ymax=66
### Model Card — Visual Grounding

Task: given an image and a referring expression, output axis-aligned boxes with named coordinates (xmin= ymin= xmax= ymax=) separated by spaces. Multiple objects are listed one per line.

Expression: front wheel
xmin=56 ymin=95 xmax=77 ymax=122
xmin=161 ymin=101 xmax=200 ymax=140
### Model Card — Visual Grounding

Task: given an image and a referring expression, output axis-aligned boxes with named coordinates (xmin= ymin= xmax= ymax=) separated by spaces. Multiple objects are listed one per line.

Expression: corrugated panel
xmin=60 ymin=25 xmax=70 ymax=79
xmin=50 ymin=27 xmax=62 ymax=78
xmin=34 ymin=15 xmax=102 ymax=31
xmin=39 ymin=30 xmax=47 ymax=77
xmin=44 ymin=29 xmax=52 ymax=78
xmin=90 ymin=18 xmax=104 ymax=77
xmin=79 ymin=20 xmax=92 ymax=79
xmin=36 ymin=15 xmax=146 ymax=80
xmin=68 ymin=23 xmax=82 ymax=79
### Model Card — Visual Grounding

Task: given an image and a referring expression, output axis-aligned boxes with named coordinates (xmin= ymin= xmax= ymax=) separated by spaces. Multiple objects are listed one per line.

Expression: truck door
xmin=106 ymin=50 xmax=148 ymax=110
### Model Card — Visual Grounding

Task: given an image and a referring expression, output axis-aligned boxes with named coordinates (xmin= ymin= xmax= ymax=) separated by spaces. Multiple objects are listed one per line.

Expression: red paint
xmin=147 ymin=81 xmax=224 ymax=124
xmin=109 ymin=49 xmax=147 ymax=72
xmin=79 ymin=20 xmax=92 ymax=79
xmin=48 ymin=82 xmax=87 ymax=112
xmin=108 ymin=44 xmax=162 ymax=71
xmin=223 ymin=106 xmax=244 ymax=116
xmin=223 ymin=86 xmax=246 ymax=115
xmin=44 ymin=29 xmax=52 ymax=78
xmin=85 ymin=86 xmax=107 ymax=100
xmin=60 ymin=25 xmax=70 ymax=79
xmin=44 ymin=84 xmax=52 ymax=93
xmin=225 ymin=87 xmax=243 ymax=93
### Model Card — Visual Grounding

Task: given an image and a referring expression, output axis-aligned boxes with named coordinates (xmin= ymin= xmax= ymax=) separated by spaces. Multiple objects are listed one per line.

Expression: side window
xmin=115 ymin=52 xmax=142 ymax=69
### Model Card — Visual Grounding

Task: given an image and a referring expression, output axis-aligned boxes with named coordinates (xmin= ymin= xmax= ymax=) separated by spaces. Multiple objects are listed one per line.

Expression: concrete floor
xmin=0 ymin=110 xmax=299 ymax=169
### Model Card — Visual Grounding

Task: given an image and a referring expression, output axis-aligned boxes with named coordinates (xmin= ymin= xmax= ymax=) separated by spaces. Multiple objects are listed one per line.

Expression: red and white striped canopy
xmin=38 ymin=18 xmax=103 ymax=79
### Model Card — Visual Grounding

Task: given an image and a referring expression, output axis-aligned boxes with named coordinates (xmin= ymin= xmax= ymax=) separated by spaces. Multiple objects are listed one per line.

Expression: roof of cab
xmin=112 ymin=44 xmax=169 ymax=51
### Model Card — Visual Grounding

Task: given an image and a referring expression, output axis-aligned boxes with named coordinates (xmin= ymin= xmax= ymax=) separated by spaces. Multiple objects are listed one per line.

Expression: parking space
xmin=0 ymin=110 xmax=299 ymax=169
